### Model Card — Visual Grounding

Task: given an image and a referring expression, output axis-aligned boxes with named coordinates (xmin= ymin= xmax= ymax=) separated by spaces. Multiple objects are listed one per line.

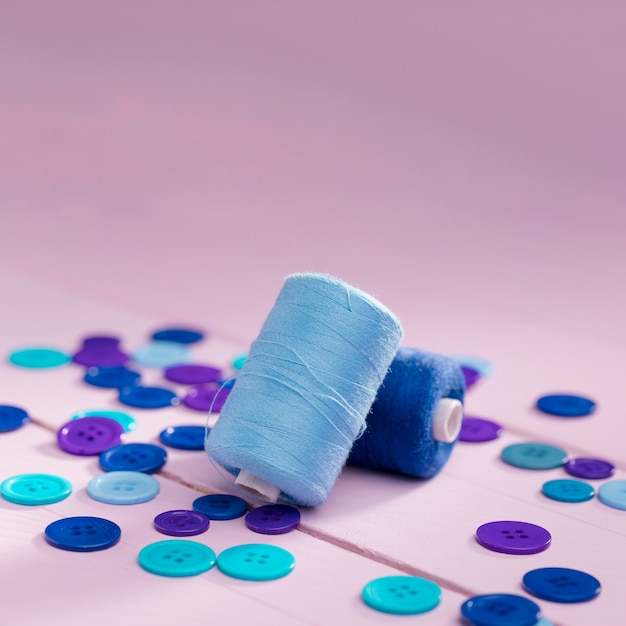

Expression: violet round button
xmin=73 ymin=346 xmax=129 ymax=367
xmin=460 ymin=416 xmax=503 ymax=442
xmin=245 ymin=504 xmax=300 ymax=535
xmin=476 ymin=520 xmax=551 ymax=555
xmin=57 ymin=416 xmax=125 ymax=456
xmin=165 ymin=364 xmax=223 ymax=385
xmin=81 ymin=335 xmax=121 ymax=348
xmin=564 ymin=457 xmax=615 ymax=480
xmin=183 ymin=385 xmax=231 ymax=412
xmin=154 ymin=510 xmax=210 ymax=537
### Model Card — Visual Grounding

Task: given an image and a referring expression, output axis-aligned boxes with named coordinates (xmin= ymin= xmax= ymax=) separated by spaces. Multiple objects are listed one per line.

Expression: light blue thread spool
xmin=205 ymin=273 xmax=403 ymax=506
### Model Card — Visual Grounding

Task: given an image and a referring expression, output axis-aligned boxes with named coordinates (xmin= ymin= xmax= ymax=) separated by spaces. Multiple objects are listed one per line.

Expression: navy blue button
xmin=99 ymin=443 xmax=167 ymax=473
xmin=152 ymin=328 xmax=205 ymax=344
xmin=159 ymin=425 xmax=207 ymax=451
xmin=461 ymin=594 xmax=541 ymax=626
xmin=523 ymin=567 xmax=601 ymax=603
xmin=84 ymin=366 xmax=141 ymax=389
xmin=0 ymin=405 xmax=30 ymax=432
xmin=193 ymin=494 xmax=248 ymax=520
xmin=44 ymin=516 xmax=121 ymax=552
xmin=118 ymin=385 xmax=179 ymax=409
xmin=535 ymin=394 xmax=596 ymax=417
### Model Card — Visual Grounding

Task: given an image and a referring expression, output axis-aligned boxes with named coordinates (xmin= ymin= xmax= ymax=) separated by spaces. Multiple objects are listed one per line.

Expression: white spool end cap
xmin=432 ymin=398 xmax=463 ymax=443
xmin=235 ymin=470 xmax=281 ymax=503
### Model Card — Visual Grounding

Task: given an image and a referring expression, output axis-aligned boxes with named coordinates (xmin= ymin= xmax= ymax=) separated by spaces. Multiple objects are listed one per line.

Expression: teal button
xmin=71 ymin=409 xmax=137 ymax=432
xmin=542 ymin=479 xmax=594 ymax=503
xmin=217 ymin=543 xmax=295 ymax=581
xmin=138 ymin=540 xmax=216 ymax=577
xmin=501 ymin=442 xmax=568 ymax=470
xmin=8 ymin=347 xmax=71 ymax=369
xmin=0 ymin=473 xmax=72 ymax=505
xmin=598 ymin=480 xmax=626 ymax=511
xmin=362 ymin=575 xmax=441 ymax=615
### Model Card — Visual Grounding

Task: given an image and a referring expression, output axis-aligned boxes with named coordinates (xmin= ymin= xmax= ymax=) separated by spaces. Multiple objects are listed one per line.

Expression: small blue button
xmin=501 ymin=442 xmax=568 ymax=470
xmin=523 ymin=567 xmax=601 ymax=603
xmin=542 ymin=479 xmax=595 ymax=503
xmin=192 ymin=494 xmax=248 ymax=520
xmin=0 ymin=405 xmax=30 ymax=432
xmin=99 ymin=443 xmax=167 ymax=473
xmin=131 ymin=342 xmax=191 ymax=368
xmin=597 ymin=480 xmax=626 ymax=511
xmin=461 ymin=594 xmax=541 ymax=626
xmin=151 ymin=328 xmax=205 ymax=344
xmin=45 ymin=516 xmax=121 ymax=552
xmin=535 ymin=394 xmax=596 ymax=417
xmin=118 ymin=386 xmax=179 ymax=409
xmin=84 ymin=366 xmax=140 ymax=389
xmin=159 ymin=425 xmax=207 ymax=451
xmin=87 ymin=471 xmax=160 ymax=504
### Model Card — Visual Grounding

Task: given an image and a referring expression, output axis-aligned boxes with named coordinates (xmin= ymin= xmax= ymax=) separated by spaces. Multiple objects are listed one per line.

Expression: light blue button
xmin=542 ymin=479 xmax=594 ymax=503
xmin=131 ymin=342 xmax=191 ymax=368
xmin=71 ymin=409 xmax=137 ymax=432
xmin=87 ymin=471 xmax=159 ymax=504
xmin=8 ymin=347 xmax=71 ymax=369
xmin=501 ymin=442 xmax=568 ymax=470
xmin=597 ymin=480 xmax=626 ymax=511
xmin=217 ymin=544 xmax=295 ymax=581
xmin=0 ymin=473 xmax=72 ymax=505
xmin=362 ymin=575 xmax=441 ymax=615
xmin=138 ymin=539 xmax=216 ymax=577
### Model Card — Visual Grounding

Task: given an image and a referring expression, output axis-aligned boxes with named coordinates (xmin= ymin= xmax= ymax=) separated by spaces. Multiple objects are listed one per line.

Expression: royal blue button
xmin=159 ymin=425 xmax=207 ymax=451
xmin=1 ymin=473 xmax=72 ymax=505
xmin=154 ymin=510 xmax=210 ymax=537
xmin=217 ymin=543 xmax=295 ymax=581
xmin=84 ymin=366 xmax=140 ymax=389
xmin=542 ymin=479 xmax=595 ymax=503
xmin=460 ymin=416 xmax=503 ymax=442
xmin=461 ymin=594 xmax=541 ymax=626
xmin=0 ymin=405 xmax=30 ymax=432
xmin=362 ymin=575 xmax=441 ymax=615
xmin=501 ymin=442 xmax=568 ymax=470
xmin=131 ymin=342 xmax=191 ymax=368
xmin=87 ymin=471 xmax=160 ymax=504
xmin=193 ymin=494 xmax=248 ymax=520
xmin=245 ymin=504 xmax=300 ymax=535
xmin=597 ymin=480 xmax=626 ymax=511
xmin=57 ymin=416 xmax=125 ymax=456
xmin=138 ymin=539 xmax=216 ymax=577
xmin=564 ymin=457 xmax=615 ymax=480
xmin=99 ymin=443 xmax=167 ymax=473
xmin=45 ymin=516 xmax=121 ymax=552
xmin=152 ymin=328 xmax=205 ymax=344
xmin=535 ymin=394 xmax=596 ymax=417
xmin=523 ymin=567 xmax=601 ymax=603
xmin=118 ymin=385 xmax=179 ymax=409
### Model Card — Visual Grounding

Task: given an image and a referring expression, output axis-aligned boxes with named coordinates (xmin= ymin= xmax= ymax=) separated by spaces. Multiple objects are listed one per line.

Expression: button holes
xmin=505 ymin=535 xmax=515 ymax=539
xmin=183 ymin=553 xmax=192 ymax=558
xmin=258 ymin=560 xmax=267 ymax=565
xmin=246 ymin=552 xmax=256 ymax=557
xmin=409 ymin=591 xmax=418 ymax=595
xmin=514 ymin=530 xmax=524 ymax=534
xmin=501 ymin=530 xmax=511 ymax=534
xmin=86 ymin=436 xmax=94 ymax=441
xmin=72 ymin=531 xmax=82 ymax=536
xmin=87 ymin=530 xmax=96 ymax=535
xmin=520 ymin=534 xmax=528 ymax=539
xmin=261 ymin=554 xmax=270 ymax=559
xmin=395 ymin=594 xmax=404 ymax=599
xmin=175 ymin=558 xmax=184 ymax=563
xmin=244 ymin=558 xmax=252 ymax=563
xmin=28 ymin=487 xmax=36 ymax=492
xmin=163 ymin=555 xmax=172 ymax=560
xmin=124 ymin=486 xmax=134 ymax=491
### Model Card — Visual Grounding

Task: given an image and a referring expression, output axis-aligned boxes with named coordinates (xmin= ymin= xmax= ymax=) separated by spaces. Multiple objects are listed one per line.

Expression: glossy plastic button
xmin=476 ymin=520 xmax=551 ymax=555
xmin=99 ymin=443 xmax=167 ymax=473
xmin=597 ymin=480 xmax=626 ymax=511
xmin=460 ymin=416 xmax=503 ymax=442
xmin=217 ymin=543 xmax=295 ymax=581
xmin=183 ymin=385 xmax=230 ymax=412
xmin=1 ymin=473 xmax=72 ymax=505
xmin=152 ymin=328 xmax=205 ymax=344
xmin=9 ymin=347 xmax=71 ymax=369
xmin=0 ymin=405 xmax=30 ymax=432
xmin=164 ymin=364 xmax=222 ymax=385
xmin=245 ymin=504 xmax=300 ymax=534
xmin=461 ymin=594 xmax=540 ymax=626
xmin=138 ymin=539 xmax=216 ymax=577
xmin=535 ymin=394 xmax=596 ymax=417
xmin=81 ymin=335 xmax=121 ymax=347
xmin=45 ymin=516 xmax=121 ymax=552
xmin=132 ymin=342 xmax=191 ymax=368
xmin=87 ymin=470 xmax=159 ymax=504
xmin=84 ymin=366 xmax=140 ymax=389
xmin=193 ymin=494 xmax=248 ymax=520
xmin=523 ymin=567 xmax=601 ymax=603
xmin=362 ymin=575 xmax=441 ymax=615
xmin=501 ymin=442 xmax=568 ymax=470
xmin=118 ymin=385 xmax=179 ymax=409
xmin=73 ymin=345 xmax=129 ymax=367
xmin=159 ymin=425 xmax=207 ymax=451
xmin=564 ymin=457 xmax=615 ymax=480
xmin=57 ymin=416 xmax=125 ymax=456
xmin=542 ymin=479 xmax=595 ymax=503
xmin=71 ymin=409 xmax=137 ymax=432
xmin=154 ymin=510 xmax=210 ymax=537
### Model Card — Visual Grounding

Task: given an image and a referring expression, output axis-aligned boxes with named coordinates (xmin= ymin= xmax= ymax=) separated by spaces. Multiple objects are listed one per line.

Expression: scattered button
xmin=138 ymin=539 xmax=216 ymax=577
xmin=475 ymin=520 xmax=551 ymax=555
xmin=461 ymin=366 xmax=481 ymax=389
xmin=132 ymin=342 xmax=191 ymax=368
xmin=1 ymin=473 xmax=72 ymax=505
xmin=183 ymin=384 xmax=230 ymax=412
xmin=0 ymin=405 xmax=30 ymax=433
xmin=597 ymin=480 xmax=626 ymax=511
xmin=99 ymin=443 xmax=167 ymax=473
xmin=8 ymin=347 xmax=71 ymax=369
xmin=81 ymin=335 xmax=121 ymax=348
xmin=152 ymin=328 xmax=205 ymax=345
xmin=118 ymin=385 xmax=179 ymax=409
xmin=535 ymin=394 xmax=596 ymax=417
xmin=452 ymin=355 xmax=494 ymax=377
xmin=164 ymin=364 xmax=223 ymax=385
xmin=501 ymin=442 xmax=568 ymax=470
xmin=57 ymin=416 xmax=125 ymax=456
xmin=217 ymin=543 xmax=295 ymax=581
xmin=564 ymin=457 xmax=615 ymax=480
xmin=245 ymin=504 xmax=300 ymax=535
xmin=461 ymin=594 xmax=540 ymax=626
xmin=154 ymin=510 xmax=210 ymax=537
xmin=542 ymin=479 xmax=595 ymax=503
xmin=232 ymin=353 xmax=247 ymax=370
xmin=87 ymin=470 xmax=160 ymax=504
xmin=193 ymin=494 xmax=248 ymax=520
xmin=523 ymin=567 xmax=601 ymax=603
xmin=45 ymin=516 xmax=121 ymax=552
xmin=73 ymin=344 xmax=129 ymax=367
xmin=362 ymin=575 xmax=441 ymax=615
xmin=84 ymin=366 xmax=141 ymax=389
xmin=71 ymin=409 xmax=137 ymax=432
xmin=459 ymin=416 xmax=503 ymax=442
xmin=159 ymin=425 xmax=207 ymax=451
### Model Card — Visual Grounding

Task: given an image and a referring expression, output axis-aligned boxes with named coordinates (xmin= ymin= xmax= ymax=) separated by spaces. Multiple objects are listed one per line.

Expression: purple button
xmin=461 ymin=366 xmax=481 ymax=389
xmin=81 ymin=335 xmax=121 ymax=348
xmin=564 ymin=457 xmax=615 ymax=480
xmin=73 ymin=345 xmax=129 ymax=367
xmin=459 ymin=416 xmax=503 ymax=442
xmin=183 ymin=384 xmax=231 ymax=412
xmin=245 ymin=504 xmax=301 ymax=535
xmin=475 ymin=520 xmax=551 ymax=555
xmin=165 ymin=364 xmax=223 ymax=385
xmin=153 ymin=510 xmax=210 ymax=537
xmin=57 ymin=417 xmax=125 ymax=456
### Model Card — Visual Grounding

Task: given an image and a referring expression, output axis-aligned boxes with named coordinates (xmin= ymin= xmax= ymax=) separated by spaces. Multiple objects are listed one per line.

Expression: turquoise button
xmin=131 ymin=342 xmax=191 ymax=368
xmin=0 ymin=473 xmax=72 ymax=505
xmin=71 ymin=409 xmax=137 ymax=432
xmin=501 ymin=442 xmax=568 ymax=470
xmin=87 ymin=471 xmax=159 ymax=504
xmin=362 ymin=575 xmax=441 ymax=615
xmin=598 ymin=480 xmax=626 ymax=511
xmin=138 ymin=540 xmax=216 ymax=577
xmin=8 ymin=347 xmax=71 ymax=369
xmin=542 ymin=479 xmax=594 ymax=503
xmin=217 ymin=543 xmax=295 ymax=581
